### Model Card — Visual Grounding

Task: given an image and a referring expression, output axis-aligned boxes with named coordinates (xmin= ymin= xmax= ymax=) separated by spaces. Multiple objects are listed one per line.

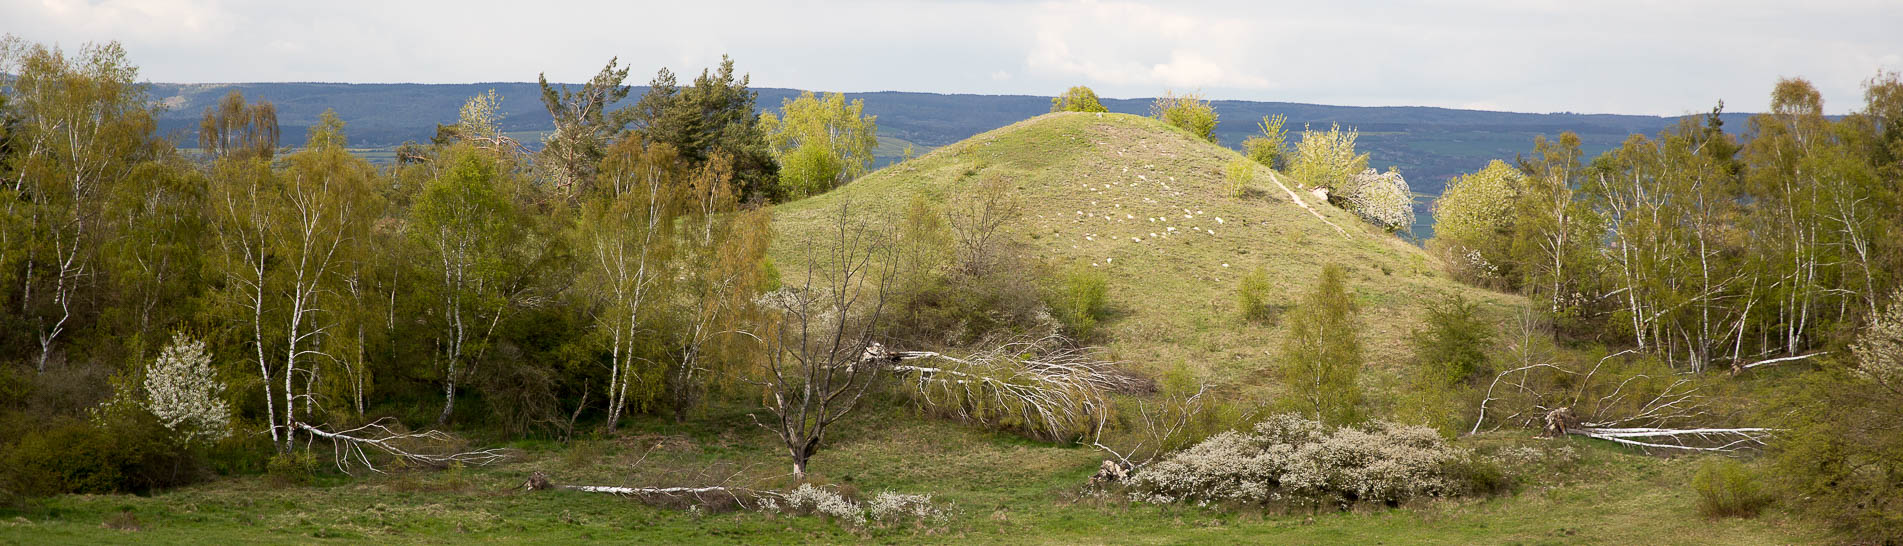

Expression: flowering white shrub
xmin=1853 ymin=287 xmax=1903 ymax=393
xmin=782 ymin=483 xmax=866 ymax=525
xmin=142 ymin=333 xmax=232 ymax=445
xmin=773 ymin=484 xmax=948 ymax=528
xmin=1129 ymin=414 xmax=1466 ymax=508
xmin=866 ymin=491 xmax=946 ymax=524
xmin=1339 ymin=168 xmax=1414 ymax=232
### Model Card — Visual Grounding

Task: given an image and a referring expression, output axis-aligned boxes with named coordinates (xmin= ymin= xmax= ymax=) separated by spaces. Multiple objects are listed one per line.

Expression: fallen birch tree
xmin=295 ymin=420 xmax=508 ymax=474
xmin=1471 ymin=347 xmax=1775 ymax=452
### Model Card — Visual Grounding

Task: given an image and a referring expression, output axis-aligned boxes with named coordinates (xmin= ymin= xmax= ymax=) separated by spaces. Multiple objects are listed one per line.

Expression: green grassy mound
xmin=771 ymin=112 xmax=1516 ymax=391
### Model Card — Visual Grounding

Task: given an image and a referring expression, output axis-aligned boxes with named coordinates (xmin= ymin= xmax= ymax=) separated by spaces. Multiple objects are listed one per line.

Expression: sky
xmin=4 ymin=0 xmax=1900 ymax=115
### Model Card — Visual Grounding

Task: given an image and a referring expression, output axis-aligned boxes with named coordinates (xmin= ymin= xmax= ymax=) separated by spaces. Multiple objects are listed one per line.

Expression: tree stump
xmin=1089 ymin=459 xmax=1130 ymax=485
xmin=1542 ymin=407 xmax=1576 ymax=438
xmin=525 ymin=471 xmax=554 ymax=491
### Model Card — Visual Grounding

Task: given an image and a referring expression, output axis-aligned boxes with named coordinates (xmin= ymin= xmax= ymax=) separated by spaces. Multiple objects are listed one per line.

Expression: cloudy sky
xmin=5 ymin=0 xmax=1899 ymax=115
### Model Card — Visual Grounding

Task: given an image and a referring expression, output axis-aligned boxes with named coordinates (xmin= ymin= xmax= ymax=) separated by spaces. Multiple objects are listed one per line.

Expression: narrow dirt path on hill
xmin=1265 ymin=170 xmax=1350 ymax=238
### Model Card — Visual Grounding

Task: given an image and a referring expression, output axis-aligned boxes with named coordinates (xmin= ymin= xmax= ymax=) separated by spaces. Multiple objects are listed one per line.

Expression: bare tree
xmin=747 ymin=200 xmax=899 ymax=479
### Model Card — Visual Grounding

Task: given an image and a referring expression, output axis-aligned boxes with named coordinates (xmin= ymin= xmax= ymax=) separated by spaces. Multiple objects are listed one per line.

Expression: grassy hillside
xmin=770 ymin=112 xmax=1517 ymax=401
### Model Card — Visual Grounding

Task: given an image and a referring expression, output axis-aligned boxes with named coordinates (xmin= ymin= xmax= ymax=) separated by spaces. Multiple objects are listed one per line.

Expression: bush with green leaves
xmin=1427 ymin=160 xmax=1523 ymax=285
xmin=1769 ymin=288 xmax=1903 ymax=542
xmin=1691 ymin=458 xmax=1773 ymax=519
xmin=2 ymin=414 xmax=198 ymax=497
xmin=1052 ymin=268 xmax=1110 ymax=339
xmin=1129 ymin=414 xmax=1468 ymax=509
xmin=1149 ymin=91 xmax=1218 ymax=143
xmin=1289 ymin=123 xmax=1368 ymax=191
xmin=1224 ymin=157 xmax=1256 ymax=198
xmin=1051 ymin=86 xmax=1109 ymax=113
xmin=1236 ymin=266 xmax=1276 ymax=323
xmin=1409 ymin=295 xmax=1492 ymax=386
xmin=1242 ymin=114 xmax=1289 ymax=169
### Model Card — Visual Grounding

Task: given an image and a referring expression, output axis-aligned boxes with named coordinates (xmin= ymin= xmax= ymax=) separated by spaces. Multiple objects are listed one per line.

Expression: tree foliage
xmin=627 ymin=57 xmax=779 ymax=203
xmin=1429 ymin=160 xmax=1522 ymax=285
xmin=1242 ymin=114 xmax=1289 ymax=169
xmin=1051 ymin=86 xmax=1109 ymax=113
xmin=759 ymin=91 xmax=877 ymax=199
xmin=537 ymin=57 xmax=633 ymax=195
xmin=1290 ymin=123 xmax=1369 ymax=192
xmin=198 ymin=91 xmax=279 ymax=162
xmin=1279 ymin=264 xmax=1363 ymax=425
xmin=1149 ymin=91 xmax=1217 ymax=143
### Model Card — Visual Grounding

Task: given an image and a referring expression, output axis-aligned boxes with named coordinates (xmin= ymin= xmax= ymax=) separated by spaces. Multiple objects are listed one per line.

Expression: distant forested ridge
xmin=147 ymin=81 xmax=1752 ymax=234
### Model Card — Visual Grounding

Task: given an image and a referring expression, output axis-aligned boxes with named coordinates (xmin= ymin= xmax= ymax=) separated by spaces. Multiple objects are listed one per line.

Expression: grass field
xmin=0 ymin=400 xmax=1824 ymax=544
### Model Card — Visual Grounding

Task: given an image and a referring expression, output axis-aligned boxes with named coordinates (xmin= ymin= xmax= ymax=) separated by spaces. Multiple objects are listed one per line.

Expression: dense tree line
xmin=0 ymin=39 xmax=882 ymax=496
xmin=1430 ymin=76 xmax=1902 ymax=373
xmin=1428 ymin=74 xmax=1903 ymax=539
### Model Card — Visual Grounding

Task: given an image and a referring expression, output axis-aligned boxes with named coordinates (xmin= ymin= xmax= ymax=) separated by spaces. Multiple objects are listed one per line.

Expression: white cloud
xmin=1025 ymin=1 xmax=1271 ymax=91
xmin=1 ymin=0 xmax=1897 ymax=114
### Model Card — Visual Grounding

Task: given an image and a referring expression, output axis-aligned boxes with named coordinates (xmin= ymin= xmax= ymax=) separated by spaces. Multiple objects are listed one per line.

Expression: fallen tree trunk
xmin=1566 ymin=426 xmax=1774 ymax=452
xmin=294 ymin=420 xmax=506 ymax=474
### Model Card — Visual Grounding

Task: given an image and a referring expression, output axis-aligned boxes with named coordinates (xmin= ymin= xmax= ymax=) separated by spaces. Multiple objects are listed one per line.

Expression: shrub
xmin=1242 ymin=114 xmax=1289 ymax=169
xmin=1052 ymin=268 xmax=1109 ymax=339
xmin=1692 ymin=458 xmax=1773 ymax=518
xmin=1428 ymin=160 xmax=1523 ymax=285
xmin=1770 ymin=294 xmax=1903 ymax=541
xmin=1051 ymin=86 xmax=1109 ymax=113
xmin=778 ymin=141 xmax=845 ymax=198
xmin=1236 ymin=266 xmax=1276 ymax=323
xmin=889 ymin=188 xmax=1050 ymax=345
xmin=1336 ymin=168 xmax=1414 ymax=232
xmin=1409 ymin=294 xmax=1492 ymax=386
xmin=141 ymin=333 xmax=231 ymax=446
xmin=1 ymin=414 xmax=197 ymax=497
xmin=1150 ymin=91 xmax=1218 ymax=143
xmin=1289 ymin=123 xmax=1368 ymax=191
xmin=267 ymin=450 xmax=320 ymax=486
xmin=770 ymin=483 xmax=948 ymax=528
xmin=1129 ymin=414 xmax=1467 ymax=509
xmin=1223 ymin=157 xmax=1255 ymax=198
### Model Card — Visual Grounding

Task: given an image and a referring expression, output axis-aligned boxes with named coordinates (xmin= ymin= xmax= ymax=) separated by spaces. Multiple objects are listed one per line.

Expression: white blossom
xmin=143 ymin=333 xmax=232 ymax=445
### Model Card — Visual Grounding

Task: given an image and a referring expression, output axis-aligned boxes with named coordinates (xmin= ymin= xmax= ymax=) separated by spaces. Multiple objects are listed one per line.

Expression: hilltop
xmin=770 ymin=112 xmax=1518 ymax=397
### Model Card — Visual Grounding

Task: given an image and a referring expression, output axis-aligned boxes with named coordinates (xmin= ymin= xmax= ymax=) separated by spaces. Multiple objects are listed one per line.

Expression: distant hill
xmin=145 ymin=81 xmax=1750 ymax=236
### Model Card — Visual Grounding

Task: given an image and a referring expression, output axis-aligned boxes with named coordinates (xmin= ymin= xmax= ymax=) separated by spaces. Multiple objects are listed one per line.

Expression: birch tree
xmin=2 ymin=40 xmax=156 ymax=372
xmin=574 ymin=140 xmax=681 ymax=430
xmin=209 ymin=111 xmax=374 ymax=452
xmin=759 ymin=91 xmax=877 ymax=198
xmin=664 ymin=153 xmax=772 ymax=420
xmin=410 ymin=143 xmax=529 ymax=424
xmin=1279 ymin=264 xmax=1364 ymax=425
